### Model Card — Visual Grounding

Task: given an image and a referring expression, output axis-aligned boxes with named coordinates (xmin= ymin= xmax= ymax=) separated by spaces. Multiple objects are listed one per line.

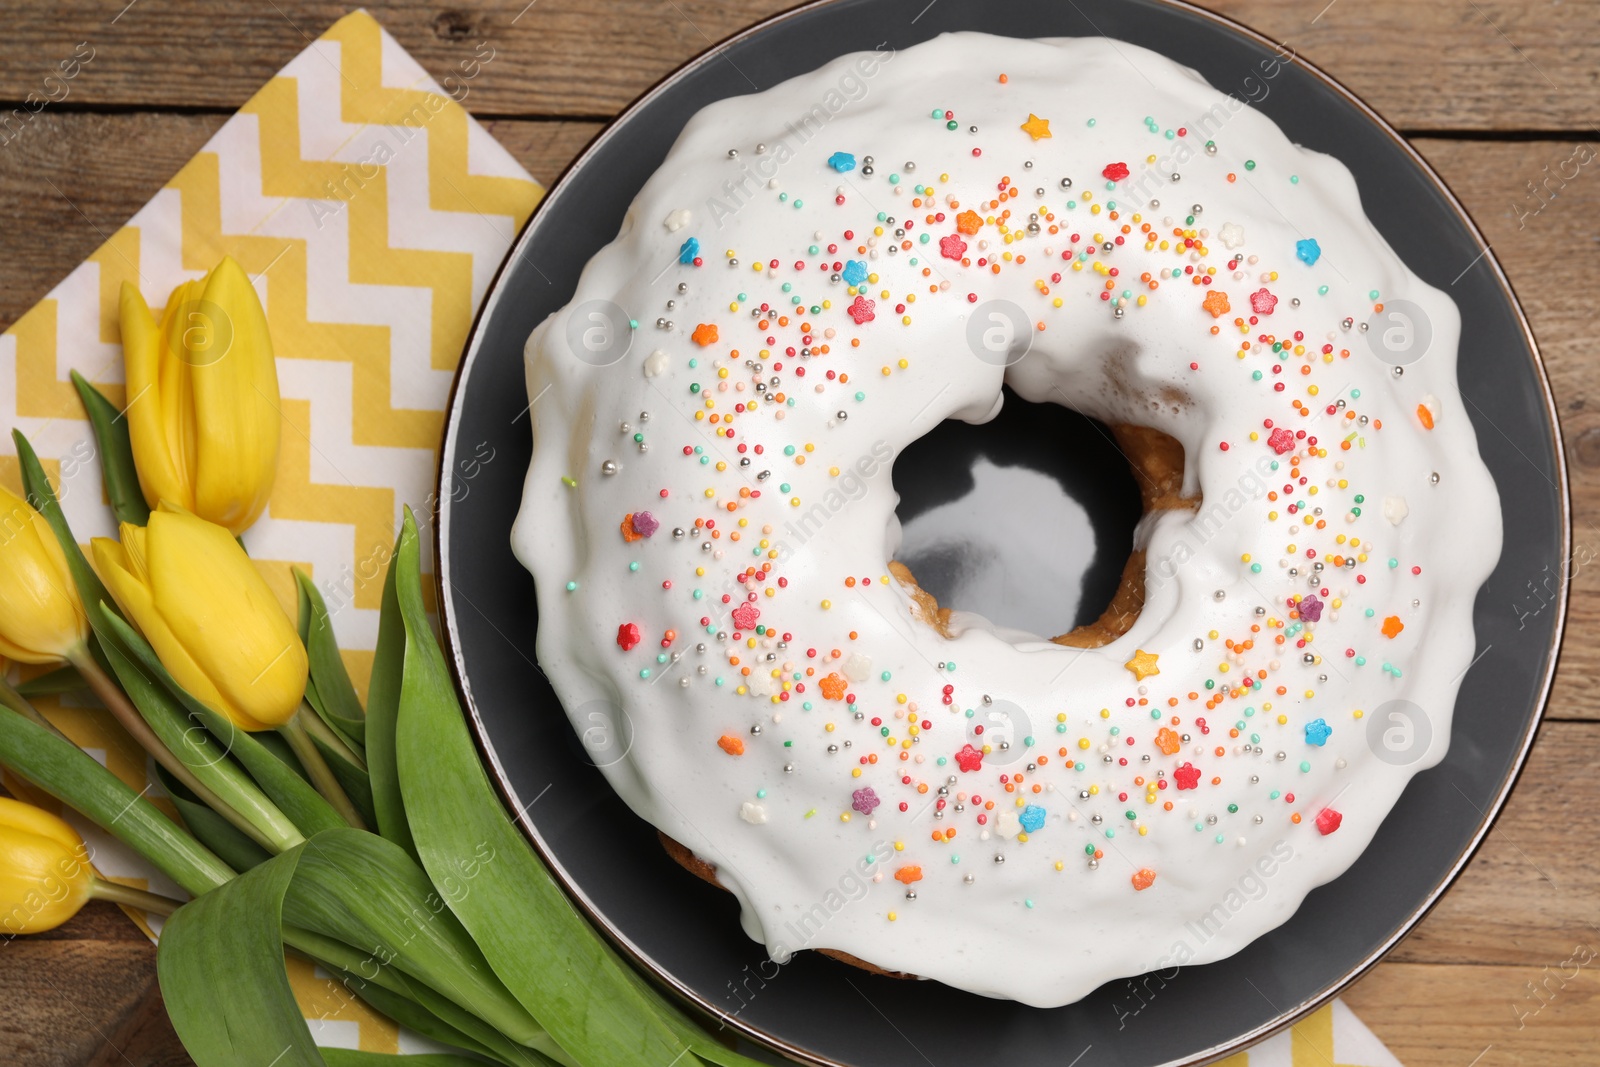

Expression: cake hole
xmin=890 ymin=387 xmax=1149 ymax=641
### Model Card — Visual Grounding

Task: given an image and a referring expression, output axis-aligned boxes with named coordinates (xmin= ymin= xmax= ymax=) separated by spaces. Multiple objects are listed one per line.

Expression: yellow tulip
xmin=0 ymin=484 xmax=89 ymax=664
xmin=119 ymin=256 xmax=281 ymax=536
xmin=92 ymin=505 xmax=306 ymax=731
xmin=0 ymin=796 xmax=93 ymax=935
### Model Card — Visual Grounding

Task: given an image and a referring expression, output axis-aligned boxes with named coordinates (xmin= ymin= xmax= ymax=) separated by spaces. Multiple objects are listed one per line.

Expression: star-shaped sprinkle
xmin=1102 ymin=161 xmax=1130 ymax=182
xmin=1315 ymin=808 xmax=1343 ymax=835
xmin=616 ymin=622 xmax=640 ymax=651
xmin=852 ymin=787 xmax=880 ymax=815
xmin=954 ymin=743 xmax=983 ymax=772
xmin=1219 ymin=221 xmax=1245 ymax=249
xmin=1020 ymin=113 xmax=1052 ymax=140
xmin=1304 ymin=718 xmax=1332 ymax=746
xmin=827 ymin=151 xmax=856 ymax=172
xmin=847 ymin=296 xmax=876 ymax=324
xmin=1249 ymin=288 xmax=1278 ymax=315
xmin=1132 ymin=868 xmax=1157 ymax=891
xmin=1172 ymin=762 xmax=1201 ymax=790
xmin=731 ymin=603 xmax=760 ymax=630
xmin=956 ymin=209 xmax=982 ymax=235
xmin=894 ymin=865 xmax=923 ymax=884
xmin=939 ymin=233 xmax=968 ymax=260
xmin=1019 ymin=805 xmax=1047 ymax=833
xmin=1296 ymin=237 xmax=1322 ymax=265
xmin=1125 ymin=649 xmax=1161 ymax=681
xmin=691 ymin=322 xmax=719 ymax=345
xmin=1268 ymin=426 xmax=1295 ymax=454
xmin=1202 ymin=290 xmax=1231 ymax=318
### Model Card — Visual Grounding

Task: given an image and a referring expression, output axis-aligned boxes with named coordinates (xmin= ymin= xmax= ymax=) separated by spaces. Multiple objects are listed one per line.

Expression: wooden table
xmin=1 ymin=2 xmax=1595 ymax=1064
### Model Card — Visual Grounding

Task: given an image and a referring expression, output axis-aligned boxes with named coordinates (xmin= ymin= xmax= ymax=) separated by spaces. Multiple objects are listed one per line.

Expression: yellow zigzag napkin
xmin=0 ymin=8 xmax=1401 ymax=1064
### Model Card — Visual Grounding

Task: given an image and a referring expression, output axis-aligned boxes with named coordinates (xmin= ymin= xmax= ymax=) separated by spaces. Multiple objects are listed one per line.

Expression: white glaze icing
xmin=510 ymin=33 xmax=1502 ymax=1007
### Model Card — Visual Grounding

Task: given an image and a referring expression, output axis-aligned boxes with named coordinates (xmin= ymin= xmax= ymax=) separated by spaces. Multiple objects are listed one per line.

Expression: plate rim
xmin=435 ymin=2 xmax=1572 ymax=1063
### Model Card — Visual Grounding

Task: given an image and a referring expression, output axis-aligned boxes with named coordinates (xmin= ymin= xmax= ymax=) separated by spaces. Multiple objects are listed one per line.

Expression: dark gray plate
xmin=437 ymin=1 xmax=1568 ymax=1063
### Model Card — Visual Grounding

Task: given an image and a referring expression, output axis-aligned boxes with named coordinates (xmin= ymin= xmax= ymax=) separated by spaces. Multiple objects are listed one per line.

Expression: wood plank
xmin=1389 ymin=721 xmax=1600 ymax=968
xmin=0 ymin=926 xmax=165 ymax=1067
xmin=0 ymin=0 xmax=1595 ymax=130
xmin=1346 ymin=960 xmax=1600 ymax=1067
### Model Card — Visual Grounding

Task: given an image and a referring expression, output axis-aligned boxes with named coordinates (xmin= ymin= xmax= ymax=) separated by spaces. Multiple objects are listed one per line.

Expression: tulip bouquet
xmin=0 ymin=260 xmax=766 ymax=1067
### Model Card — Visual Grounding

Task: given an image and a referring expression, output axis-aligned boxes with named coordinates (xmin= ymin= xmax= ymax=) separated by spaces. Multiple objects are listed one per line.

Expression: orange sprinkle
xmin=718 ymin=735 xmax=745 ymax=756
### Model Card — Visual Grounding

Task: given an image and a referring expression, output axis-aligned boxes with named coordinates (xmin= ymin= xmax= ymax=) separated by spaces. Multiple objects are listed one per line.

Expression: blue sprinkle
xmin=1304 ymin=718 xmax=1332 ymax=746
xmin=678 ymin=237 xmax=700 ymax=264
xmin=842 ymin=259 xmax=868 ymax=285
xmin=1296 ymin=238 xmax=1322 ymax=265
xmin=1019 ymin=805 xmax=1047 ymax=833
xmin=827 ymin=151 xmax=857 ymax=173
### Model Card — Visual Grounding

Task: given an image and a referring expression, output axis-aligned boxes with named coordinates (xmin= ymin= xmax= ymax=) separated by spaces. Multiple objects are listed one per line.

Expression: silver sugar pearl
xmin=750 ymin=724 xmax=762 ymax=736
xmin=1060 ymin=177 xmax=1074 ymax=189
xmin=601 ymin=459 xmax=619 ymax=475
xmin=1430 ymin=471 xmax=1441 ymax=484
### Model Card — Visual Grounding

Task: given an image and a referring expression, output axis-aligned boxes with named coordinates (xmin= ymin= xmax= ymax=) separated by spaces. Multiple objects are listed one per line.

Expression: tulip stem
xmin=300 ymin=708 xmax=366 ymax=770
xmin=280 ymin=710 xmax=366 ymax=830
xmin=89 ymin=877 xmax=184 ymax=916
xmin=66 ymin=645 xmax=285 ymax=854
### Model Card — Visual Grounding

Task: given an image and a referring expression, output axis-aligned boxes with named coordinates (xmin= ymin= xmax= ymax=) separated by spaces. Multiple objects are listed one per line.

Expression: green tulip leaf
xmin=11 ymin=428 xmax=118 ymax=622
xmin=294 ymin=568 xmax=367 ymax=749
xmin=363 ymin=527 xmax=414 ymax=856
xmin=321 ymin=1054 xmax=488 ymax=1067
xmin=387 ymin=508 xmax=764 ymax=1067
xmin=14 ymin=664 xmax=87 ymax=697
xmin=279 ymin=924 xmax=516 ymax=1065
xmin=158 ymin=845 xmax=324 ymax=1067
xmin=155 ymin=764 xmax=273 ymax=873
xmin=280 ymin=827 xmax=550 ymax=1054
xmin=0 ymin=705 xmax=234 ymax=896
xmin=68 ymin=368 xmax=151 ymax=527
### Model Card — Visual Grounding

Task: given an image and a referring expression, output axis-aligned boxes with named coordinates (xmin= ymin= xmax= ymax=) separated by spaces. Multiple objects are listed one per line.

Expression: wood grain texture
xmin=0 ymin=0 xmax=1595 ymax=129
xmin=0 ymin=5 xmax=1595 ymax=1065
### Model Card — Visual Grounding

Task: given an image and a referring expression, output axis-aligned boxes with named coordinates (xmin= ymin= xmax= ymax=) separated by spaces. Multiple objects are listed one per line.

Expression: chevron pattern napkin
xmin=0 ymin=8 xmax=1401 ymax=1064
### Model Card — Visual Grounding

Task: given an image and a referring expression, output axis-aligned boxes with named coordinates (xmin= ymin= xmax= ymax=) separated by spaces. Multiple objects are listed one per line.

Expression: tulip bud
xmin=0 ymin=796 xmax=93 ymax=935
xmin=0 ymin=484 xmax=89 ymax=664
xmin=119 ymin=256 xmax=281 ymax=536
xmin=92 ymin=505 xmax=307 ymax=731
